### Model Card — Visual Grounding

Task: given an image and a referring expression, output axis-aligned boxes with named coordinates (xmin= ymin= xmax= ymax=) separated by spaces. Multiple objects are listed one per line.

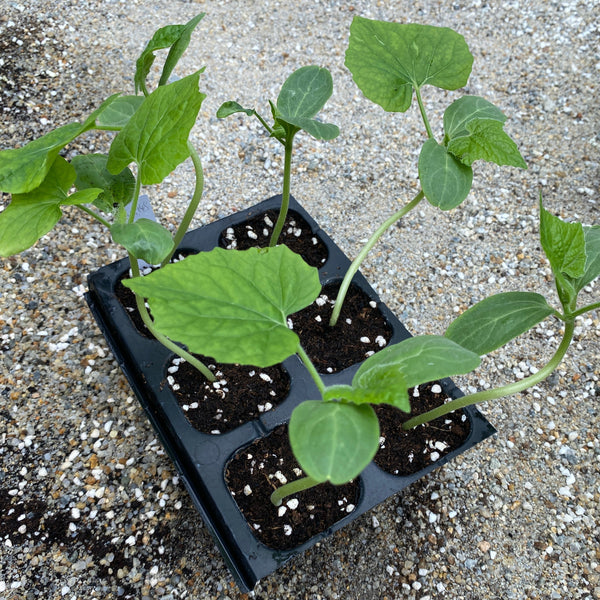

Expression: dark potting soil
xmin=225 ymin=424 xmax=361 ymax=550
xmin=218 ymin=208 xmax=329 ymax=267
xmin=167 ymin=356 xmax=290 ymax=434
xmin=226 ymin=383 xmax=471 ymax=551
xmin=289 ymin=281 xmax=393 ymax=374
xmin=373 ymin=381 xmax=471 ymax=476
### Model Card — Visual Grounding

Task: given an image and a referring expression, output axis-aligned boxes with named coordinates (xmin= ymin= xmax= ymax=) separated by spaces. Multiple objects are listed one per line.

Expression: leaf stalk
xmin=402 ymin=319 xmax=576 ymax=429
xmin=329 ymin=189 xmax=425 ymax=326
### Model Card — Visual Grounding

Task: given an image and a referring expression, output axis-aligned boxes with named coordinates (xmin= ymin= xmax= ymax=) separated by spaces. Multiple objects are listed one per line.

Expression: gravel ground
xmin=1 ymin=1 xmax=599 ymax=599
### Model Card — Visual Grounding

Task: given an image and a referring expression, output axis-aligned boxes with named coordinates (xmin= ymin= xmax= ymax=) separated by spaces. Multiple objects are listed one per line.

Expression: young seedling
xmin=402 ymin=199 xmax=600 ymax=429
xmin=217 ymin=65 xmax=339 ymax=246
xmin=0 ymin=14 xmax=215 ymax=380
xmin=329 ymin=17 xmax=527 ymax=326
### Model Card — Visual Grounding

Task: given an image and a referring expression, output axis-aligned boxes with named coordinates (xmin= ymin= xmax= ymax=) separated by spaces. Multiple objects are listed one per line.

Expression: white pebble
xmin=283 ymin=524 xmax=292 ymax=536
xmin=278 ymin=506 xmax=287 ymax=517
xmin=431 ymin=384 xmax=442 ymax=394
xmin=243 ymin=485 xmax=252 ymax=496
xmin=286 ymin=499 xmax=299 ymax=510
xmin=360 ymin=336 xmax=370 ymax=343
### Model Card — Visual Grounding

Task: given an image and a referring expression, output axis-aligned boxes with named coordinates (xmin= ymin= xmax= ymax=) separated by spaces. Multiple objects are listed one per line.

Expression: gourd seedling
xmin=402 ymin=199 xmax=600 ymax=429
xmin=329 ymin=17 xmax=528 ymax=326
xmin=0 ymin=14 xmax=217 ymax=380
xmin=217 ymin=65 xmax=339 ymax=246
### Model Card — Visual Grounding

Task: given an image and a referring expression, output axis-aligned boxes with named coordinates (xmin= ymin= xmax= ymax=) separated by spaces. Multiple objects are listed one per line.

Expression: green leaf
xmin=134 ymin=13 xmax=205 ymax=94
xmin=572 ymin=226 xmax=600 ymax=293
xmin=540 ymin=199 xmax=586 ymax=308
xmin=110 ymin=219 xmax=174 ymax=264
xmin=275 ymin=66 xmax=339 ymax=141
xmin=216 ymin=101 xmax=256 ymax=119
xmin=0 ymin=156 xmax=99 ymax=256
xmin=345 ymin=17 xmax=473 ymax=112
xmin=277 ymin=65 xmax=333 ymax=119
xmin=72 ymin=154 xmax=135 ymax=213
xmin=354 ymin=335 xmax=481 ymax=396
xmin=159 ymin=13 xmax=205 ymax=87
xmin=123 ymin=246 xmax=321 ymax=367
xmin=0 ymin=123 xmax=82 ymax=194
xmin=0 ymin=95 xmax=121 ymax=195
xmin=447 ymin=118 xmax=527 ymax=168
xmin=107 ymin=71 xmax=205 ymax=185
xmin=446 ymin=292 xmax=556 ymax=356
xmin=323 ymin=369 xmax=410 ymax=411
xmin=289 ymin=400 xmax=380 ymax=484
xmin=419 ymin=139 xmax=473 ymax=210
xmin=277 ymin=116 xmax=339 ymax=141
xmin=443 ymin=96 xmax=506 ymax=140
xmin=96 ymin=95 xmax=145 ymax=130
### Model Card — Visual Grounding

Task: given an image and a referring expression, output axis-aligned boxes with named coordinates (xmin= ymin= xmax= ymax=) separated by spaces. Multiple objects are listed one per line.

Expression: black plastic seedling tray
xmin=86 ymin=195 xmax=496 ymax=592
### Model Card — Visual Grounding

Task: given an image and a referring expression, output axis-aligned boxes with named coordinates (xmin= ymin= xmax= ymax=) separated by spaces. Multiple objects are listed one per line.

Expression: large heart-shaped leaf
xmin=446 ymin=292 xmax=556 ymax=356
xmin=352 ymin=335 xmax=480 ymax=405
xmin=111 ymin=219 xmax=174 ymax=265
xmin=289 ymin=400 xmax=380 ymax=484
xmin=134 ymin=13 xmax=205 ymax=94
xmin=107 ymin=71 xmax=205 ymax=185
xmin=345 ymin=17 xmax=473 ymax=112
xmin=123 ymin=245 xmax=321 ymax=367
xmin=419 ymin=139 xmax=473 ymax=210
xmin=71 ymin=154 xmax=135 ymax=213
xmin=0 ymin=156 xmax=101 ymax=256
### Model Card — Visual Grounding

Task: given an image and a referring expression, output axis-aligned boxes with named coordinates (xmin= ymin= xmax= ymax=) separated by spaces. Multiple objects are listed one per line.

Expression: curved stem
xmin=415 ymin=87 xmax=434 ymax=139
xmin=128 ymin=256 xmax=215 ymax=381
xmin=402 ymin=319 xmax=576 ymax=430
xmin=297 ymin=345 xmax=326 ymax=396
xmin=161 ymin=141 xmax=204 ymax=267
xmin=570 ymin=301 xmax=600 ymax=319
xmin=76 ymin=205 xmax=112 ymax=229
xmin=269 ymin=135 xmax=294 ymax=247
xmin=270 ymin=475 xmax=322 ymax=506
xmin=329 ymin=190 xmax=425 ymax=327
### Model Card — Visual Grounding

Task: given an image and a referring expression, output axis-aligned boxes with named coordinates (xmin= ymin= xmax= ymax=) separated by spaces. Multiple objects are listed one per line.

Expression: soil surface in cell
xmin=166 ymin=357 xmax=290 ymax=434
xmin=218 ymin=208 xmax=328 ymax=267
xmin=374 ymin=381 xmax=471 ymax=476
xmin=290 ymin=281 xmax=394 ymax=374
xmin=225 ymin=424 xmax=361 ymax=550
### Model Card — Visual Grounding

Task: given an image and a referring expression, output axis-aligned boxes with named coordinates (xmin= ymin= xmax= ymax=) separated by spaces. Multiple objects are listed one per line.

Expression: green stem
xmin=127 ymin=173 xmax=142 ymax=225
xmin=415 ymin=87 xmax=434 ymax=139
xmin=76 ymin=205 xmax=112 ymax=229
xmin=329 ymin=190 xmax=425 ymax=327
xmin=128 ymin=255 xmax=216 ymax=381
xmin=161 ymin=141 xmax=204 ymax=267
xmin=297 ymin=345 xmax=326 ymax=396
xmin=269 ymin=135 xmax=295 ymax=247
xmin=270 ymin=475 xmax=322 ymax=507
xmin=402 ymin=319 xmax=576 ymax=430
xmin=569 ymin=301 xmax=600 ymax=319
xmin=254 ymin=111 xmax=274 ymax=135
